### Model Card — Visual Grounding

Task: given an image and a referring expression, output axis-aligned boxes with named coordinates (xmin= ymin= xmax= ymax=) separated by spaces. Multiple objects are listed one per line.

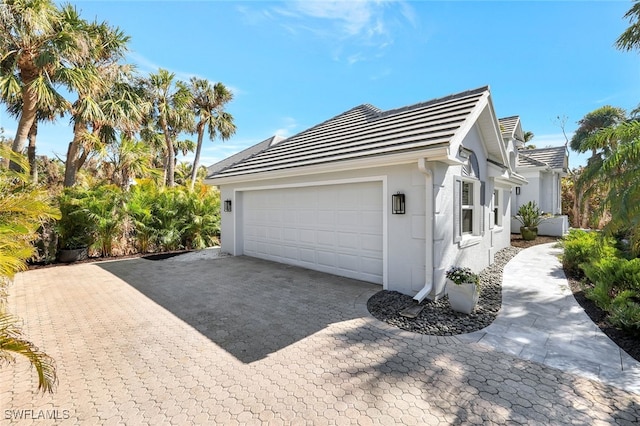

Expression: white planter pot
xmin=446 ymin=281 xmax=479 ymax=314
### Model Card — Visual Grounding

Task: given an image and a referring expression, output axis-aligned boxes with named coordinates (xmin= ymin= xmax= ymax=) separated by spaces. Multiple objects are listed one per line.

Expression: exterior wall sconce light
xmin=392 ymin=192 xmax=405 ymax=214
xmin=224 ymin=199 xmax=232 ymax=212
xmin=515 ymin=187 xmax=521 ymax=195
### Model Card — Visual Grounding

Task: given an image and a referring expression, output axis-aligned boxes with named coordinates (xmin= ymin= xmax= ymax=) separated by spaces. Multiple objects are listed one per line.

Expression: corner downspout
xmin=414 ymin=158 xmax=435 ymax=303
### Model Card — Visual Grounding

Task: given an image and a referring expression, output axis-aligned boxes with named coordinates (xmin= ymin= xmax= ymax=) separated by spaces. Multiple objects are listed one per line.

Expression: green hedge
xmin=561 ymin=229 xmax=640 ymax=335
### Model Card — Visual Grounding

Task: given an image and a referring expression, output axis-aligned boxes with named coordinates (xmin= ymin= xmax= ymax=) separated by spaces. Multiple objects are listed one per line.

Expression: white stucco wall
xmin=218 ymin=163 xmax=430 ymax=297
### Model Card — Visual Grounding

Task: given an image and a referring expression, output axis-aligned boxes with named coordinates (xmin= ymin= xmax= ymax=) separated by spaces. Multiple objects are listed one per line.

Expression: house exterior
xmin=499 ymin=116 xmax=569 ymax=236
xmin=206 ymin=87 xmax=527 ymax=300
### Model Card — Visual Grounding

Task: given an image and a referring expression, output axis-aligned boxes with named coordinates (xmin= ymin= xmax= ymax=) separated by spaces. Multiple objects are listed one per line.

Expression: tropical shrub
xmin=83 ymin=185 xmax=127 ymax=257
xmin=0 ymin=148 xmax=59 ymax=393
xmin=180 ymin=183 xmax=220 ymax=250
xmin=127 ymin=180 xmax=158 ymax=253
xmin=56 ymin=188 xmax=97 ymax=250
xmin=560 ymin=229 xmax=617 ymax=277
xmin=583 ymin=257 xmax=640 ymax=335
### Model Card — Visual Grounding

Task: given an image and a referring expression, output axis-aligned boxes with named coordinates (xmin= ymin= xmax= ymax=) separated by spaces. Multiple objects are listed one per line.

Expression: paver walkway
xmin=1 ymin=246 xmax=640 ymax=424
xmin=458 ymin=243 xmax=640 ymax=394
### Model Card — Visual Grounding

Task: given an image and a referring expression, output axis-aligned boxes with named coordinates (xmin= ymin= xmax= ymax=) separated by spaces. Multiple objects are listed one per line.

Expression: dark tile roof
xmin=208 ymin=86 xmax=490 ymax=179
xmin=517 ymin=146 xmax=567 ymax=171
xmin=498 ymin=116 xmax=520 ymax=139
xmin=206 ymin=135 xmax=284 ymax=176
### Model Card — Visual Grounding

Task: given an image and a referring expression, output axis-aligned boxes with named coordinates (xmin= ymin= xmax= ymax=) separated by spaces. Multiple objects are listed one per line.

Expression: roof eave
xmin=206 ymin=144 xmax=453 ymax=186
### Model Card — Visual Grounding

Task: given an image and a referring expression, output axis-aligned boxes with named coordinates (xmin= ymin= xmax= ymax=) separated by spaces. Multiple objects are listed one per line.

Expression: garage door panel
xmin=317 ymin=250 xmax=336 ymax=267
xmin=297 ymin=210 xmax=316 ymax=226
xmin=317 ymin=210 xmax=335 ymax=225
xmin=337 ymin=211 xmax=358 ymax=227
xmin=242 ymin=181 xmax=383 ymax=284
xmin=361 ymin=233 xmax=383 ymax=251
xmin=317 ymin=230 xmax=335 ymax=246
xmin=283 ymin=228 xmax=297 ymax=242
xmin=299 ymin=229 xmax=315 ymax=244
xmin=337 ymin=232 xmax=359 ymax=249
xmin=299 ymin=248 xmax=316 ymax=263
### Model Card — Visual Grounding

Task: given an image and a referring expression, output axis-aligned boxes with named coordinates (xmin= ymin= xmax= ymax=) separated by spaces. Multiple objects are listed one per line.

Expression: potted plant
xmin=55 ymin=189 xmax=96 ymax=262
xmin=445 ymin=266 xmax=480 ymax=314
xmin=514 ymin=201 xmax=546 ymax=241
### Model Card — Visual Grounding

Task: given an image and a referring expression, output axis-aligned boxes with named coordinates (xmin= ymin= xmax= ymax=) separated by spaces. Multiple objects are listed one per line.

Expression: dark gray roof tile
xmin=208 ymin=86 xmax=489 ymax=179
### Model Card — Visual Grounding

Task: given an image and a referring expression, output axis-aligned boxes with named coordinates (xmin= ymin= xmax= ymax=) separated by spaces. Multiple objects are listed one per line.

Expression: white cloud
xmin=273 ymin=116 xmax=299 ymax=138
xmin=271 ymin=0 xmax=416 ymax=64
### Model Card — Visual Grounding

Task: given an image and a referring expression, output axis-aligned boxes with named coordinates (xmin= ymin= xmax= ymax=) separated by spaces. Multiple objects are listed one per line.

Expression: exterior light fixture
xmin=224 ymin=199 xmax=232 ymax=212
xmin=392 ymin=192 xmax=405 ymax=215
xmin=515 ymin=187 xmax=521 ymax=195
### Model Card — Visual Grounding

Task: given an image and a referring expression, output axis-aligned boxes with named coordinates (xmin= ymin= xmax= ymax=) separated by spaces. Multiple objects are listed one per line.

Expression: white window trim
xmin=493 ymin=188 xmax=503 ymax=229
xmin=455 ymin=177 xmax=482 ymax=247
xmin=463 ymin=178 xmax=481 ymax=237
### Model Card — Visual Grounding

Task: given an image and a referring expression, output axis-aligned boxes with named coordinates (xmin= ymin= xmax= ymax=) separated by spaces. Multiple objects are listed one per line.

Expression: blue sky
xmin=1 ymin=0 xmax=638 ymax=169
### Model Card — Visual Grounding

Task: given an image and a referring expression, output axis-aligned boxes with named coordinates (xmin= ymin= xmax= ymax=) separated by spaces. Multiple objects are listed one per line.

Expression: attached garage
xmin=240 ymin=181 xmax=384 ymax=284
xmin=207 ymin=87 xmax=525 ymax=300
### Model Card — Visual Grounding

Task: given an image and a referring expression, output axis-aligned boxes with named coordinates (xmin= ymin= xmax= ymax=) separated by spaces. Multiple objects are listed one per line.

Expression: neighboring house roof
xmin=208 ymin=86 xmax=497 ymax=180
xmin=498 ymin=116 xmax=520 ymax=140
xmin=206 ymin=135 xmax=285 ymax=176
xmin=517 ymin=146 xmax=568 ymax=171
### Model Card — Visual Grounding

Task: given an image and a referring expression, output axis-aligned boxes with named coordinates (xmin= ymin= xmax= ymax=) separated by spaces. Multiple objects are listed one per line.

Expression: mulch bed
xmin=27 ymin=249 xmax=192 ymax=270
xmin=510 ymin=233 xmax=640 ymax=364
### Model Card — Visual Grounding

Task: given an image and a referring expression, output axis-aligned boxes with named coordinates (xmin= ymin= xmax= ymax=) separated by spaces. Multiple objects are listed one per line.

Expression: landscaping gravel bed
xmin=367 ymin=246 xmax=522 ymax=336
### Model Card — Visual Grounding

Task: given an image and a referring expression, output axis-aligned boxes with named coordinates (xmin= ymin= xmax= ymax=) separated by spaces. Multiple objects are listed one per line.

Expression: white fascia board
xmin=206 ymin=145 xmax=453 ymax=186
xmin=482 ymin=95 xmax=510 ymax=166
xmin=448 ymin=91 xmax=490 ymax=155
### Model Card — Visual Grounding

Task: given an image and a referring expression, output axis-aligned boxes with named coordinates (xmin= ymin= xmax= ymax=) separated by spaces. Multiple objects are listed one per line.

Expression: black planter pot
xmin=57 ymin=247 xmax=88 ymax=263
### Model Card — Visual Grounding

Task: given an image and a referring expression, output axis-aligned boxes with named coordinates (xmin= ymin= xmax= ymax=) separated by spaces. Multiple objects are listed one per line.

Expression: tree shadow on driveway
xmin=98 ymin=255 xmax=379 ymax=364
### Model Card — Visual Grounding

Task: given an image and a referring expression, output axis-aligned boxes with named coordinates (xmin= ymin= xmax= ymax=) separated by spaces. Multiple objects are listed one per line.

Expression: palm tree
xmin=570 ymin=106 xmax=627 ymax=228
xmin=581 ymin=121 xmax=640 ymax=254
xmin=617 ymin=0 xmax=640 ymax=52
xmin=0 ymin=146 xmax=59 ymax=393
xmin=63 ymin=18 xmax=141 ymax=187
xmin=144 ymin=69 xmax=194 ymax=187
xmin=104 ymin=135 xmax=156 ymax=189
xmin=0 ymin=0 xmax=80 ymax=171
xmin=570 ymin=106 xmax=627 ymax=157
xmin=188 ymin=78 xmax=236 ymax=189
xmin=522 ymin=130 xmax=536 ymax=150
xmin=3 ymin=97 xmax=66 ymax=182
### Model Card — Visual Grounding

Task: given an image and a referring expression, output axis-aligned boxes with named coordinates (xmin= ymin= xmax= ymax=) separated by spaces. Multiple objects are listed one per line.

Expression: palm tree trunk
xmin=27 ymin=121 xmax=38 ymax=184
xmin=7 ymin=86 xmax=38 ymax=171
xmin=190 ymin=124 xmax=205 ymax=190
xmin=64 ymin=122 xmax=86 ymax=187
xmin=160 ymin=119 xmax=175 ymax=187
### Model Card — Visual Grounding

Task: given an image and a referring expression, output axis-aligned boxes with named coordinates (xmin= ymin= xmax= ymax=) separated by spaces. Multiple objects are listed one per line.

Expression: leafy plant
xmin=56 ymin=188 xmax=96 ymax=250
xmin=126 ymin=180 xmax=158 ymax=253
xmin=560 ymin=229 xmax=618 ymax=278
xmin=583 ymin=257 xmax=640 ymax=335
xmin=84 ymin=185 xmax=127 ymax=257
xmin=0 ymin=147 xmax=59 ymax=393
xmin=180 ymin=183 xmax=220 ymax=249
xmin=445 ymin=266 xmax=479 ymax=285
xmin=514 ymin=201 xmax=546 ymax=228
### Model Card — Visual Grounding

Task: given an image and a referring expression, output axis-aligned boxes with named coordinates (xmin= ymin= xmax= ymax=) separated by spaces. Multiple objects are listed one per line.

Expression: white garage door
xmin=242 ymin=181 xmax=383 ymax=284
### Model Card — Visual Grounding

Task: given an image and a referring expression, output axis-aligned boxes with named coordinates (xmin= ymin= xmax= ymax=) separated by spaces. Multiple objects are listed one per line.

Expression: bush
xmin=54 ymin=182 xmax=221 ymax=257
xmin=583 ymin=257 xmax=640 ymax=334
xmin=560 ymin=229 xmax=617 ymax=277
